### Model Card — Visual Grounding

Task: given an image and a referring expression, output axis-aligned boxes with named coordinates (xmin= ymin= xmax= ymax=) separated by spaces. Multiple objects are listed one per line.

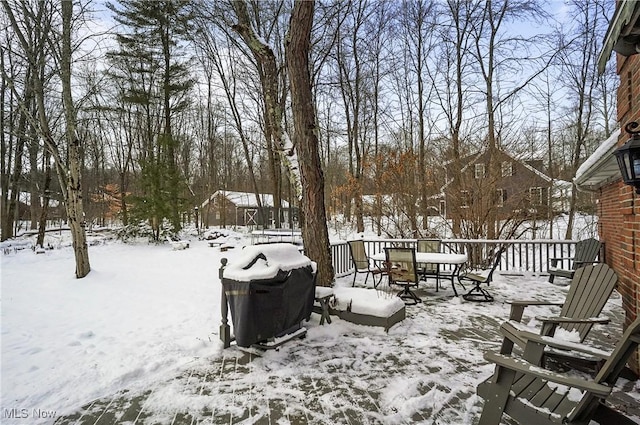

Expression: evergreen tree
xmin=106 ymin=0 xmax=194 ymax=239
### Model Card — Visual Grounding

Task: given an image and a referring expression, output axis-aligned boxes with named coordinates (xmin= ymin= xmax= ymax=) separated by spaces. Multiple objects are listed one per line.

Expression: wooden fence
xmin=330 ymin=239 xmax=604 ymax=277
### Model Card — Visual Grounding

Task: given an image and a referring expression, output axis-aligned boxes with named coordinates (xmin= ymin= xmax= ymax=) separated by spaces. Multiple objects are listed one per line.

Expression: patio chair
xmin=548 ymin=237 xmax=602 ymax=283
xmin=348 ymin=240 xmax=386 ymax=288
xmin=385 ymin=247 xmax=421 ymax=305
xmin=477 ymin=317 xmax=640 ymax=425
xmin=416 ymin=239 xmax=441 ymax=289
xmin=459 ymin=246 xmax=505 ymax=302
xmin=500 ymin=263 xmax=618 ymax=369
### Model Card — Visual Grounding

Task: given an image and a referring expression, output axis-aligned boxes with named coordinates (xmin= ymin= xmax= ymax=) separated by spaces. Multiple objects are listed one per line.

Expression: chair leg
xmin=373 ymin=272 xmax=384 ymax=289
xmin=352 ymin=271 xmax=357 ymax=287
xmin=548 ymin=273 xmax=555 ymax=283
xmin=478 ymin=368 xmax=515 ymax=425
xmin=462 ymin=282 xmax=494 ymax=302
xmin=397 ymin=286 xmax=422 ymax=305
xmin=316 ymin=296 xmax=332 ymax=325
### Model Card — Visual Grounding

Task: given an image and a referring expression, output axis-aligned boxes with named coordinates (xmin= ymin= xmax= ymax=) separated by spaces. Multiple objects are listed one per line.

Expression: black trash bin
xmin=220 ymin=243 xmax=316 ymax=348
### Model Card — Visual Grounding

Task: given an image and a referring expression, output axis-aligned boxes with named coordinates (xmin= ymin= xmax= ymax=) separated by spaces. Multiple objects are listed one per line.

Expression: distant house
xmin=361 ymin=194 xmax=395 ymax=216
xmin=438 ymin=150 xmax=564 ymax=220
xmin=200 ymin=190 xmax=295 ymax=228
xmin=8 ymin=191 xmax=65 ymax=221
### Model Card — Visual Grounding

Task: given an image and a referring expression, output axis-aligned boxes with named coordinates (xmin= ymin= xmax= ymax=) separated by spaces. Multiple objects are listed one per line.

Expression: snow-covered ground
xmin=0 ymin=226 xmax=635 ymax=424
xmin=1 ymin=236 xmax=225 ymax=422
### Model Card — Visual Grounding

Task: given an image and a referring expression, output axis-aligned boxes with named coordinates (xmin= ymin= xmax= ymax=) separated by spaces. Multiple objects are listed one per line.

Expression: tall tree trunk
xmin=61 ymin=0 xmax=90 ymax=277
xmin=6 ymin=109 xmax=27 ymax=240
xmin=159 ymin=21 xmax=181 ymax=231
xmin=29 ymin=116 xmax=40 ymax=229
xmin=286 ymin=0 xmax=334 ymax=287
xmin=36 ymin=150 xmax=51 ymax=247
xmin=3 ymin=67 xmax=34 ymax=240
xmin=0 ymin=47 xmax=9 ymax=241
xmin=232 ymin=0 xmax=291 ymax=228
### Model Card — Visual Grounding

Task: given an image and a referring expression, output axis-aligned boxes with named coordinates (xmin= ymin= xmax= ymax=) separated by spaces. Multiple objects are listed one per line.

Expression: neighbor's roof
xmin=574 ymin=129 xmax=621 ymax=190
xmin=203 ymin=190 xmax=290 ymax=209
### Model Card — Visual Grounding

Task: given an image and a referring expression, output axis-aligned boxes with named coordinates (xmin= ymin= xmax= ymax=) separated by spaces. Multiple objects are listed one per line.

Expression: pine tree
xmin=106 ymin=0 xmax=194 ymax=239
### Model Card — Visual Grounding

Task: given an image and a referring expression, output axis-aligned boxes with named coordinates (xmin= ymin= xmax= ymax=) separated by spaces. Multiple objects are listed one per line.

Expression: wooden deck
xmin=54 ymin=275 xmax=639 ymax=425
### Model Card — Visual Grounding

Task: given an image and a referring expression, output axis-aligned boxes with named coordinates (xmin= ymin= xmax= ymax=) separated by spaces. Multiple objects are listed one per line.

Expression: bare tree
xmin=3 ymin=0 xmax=90 ymax=276
xmin=427 ymin=0 xmax=479 ymax=237
xmin=557 ymin=0 xmax=612 ymax=239
xmin=61 ymin=0 xmax=90 ymax=275
xmin=230 ymin=0 xmax=291 ymax=228
xmin=396 ymin=0 xmax=437 ymax=232
xmin=470 ymin=0 xmax=552 ymax=238
xmin=286 ymin=0 xmax=334 ymax=286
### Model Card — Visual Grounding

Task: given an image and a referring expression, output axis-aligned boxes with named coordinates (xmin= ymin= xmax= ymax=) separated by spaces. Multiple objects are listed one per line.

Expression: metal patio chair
xmin=385 ymin=247 xmax=421 ymax=305
xmin=416 ymin=239 xmax=441 ymax=289
xmin=459 ymin=246 xmax=505 ymax=302
xmin=348 ymin=240 xmax=386 ymax=288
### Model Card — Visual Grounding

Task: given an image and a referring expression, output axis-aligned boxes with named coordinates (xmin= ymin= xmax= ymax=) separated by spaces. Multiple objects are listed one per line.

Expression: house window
xmin=439 ymin=200 xmax=446 ymax=216
xmin=496 ymin=189 xmax=506 ymax=207
xmin=461 ymin=190 xmax=471 ymax=208
xmin=529 ymin=187 xmax=543 ymax=205
xmin=501 ymin=161 xmax=513 ymax=177
xmin=475 ymin=163 xmax=485 ymax=179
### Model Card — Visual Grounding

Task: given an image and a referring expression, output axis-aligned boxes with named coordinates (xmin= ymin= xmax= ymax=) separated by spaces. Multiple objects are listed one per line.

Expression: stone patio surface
xmin=54 ymin=274 xmax=640 ymax=425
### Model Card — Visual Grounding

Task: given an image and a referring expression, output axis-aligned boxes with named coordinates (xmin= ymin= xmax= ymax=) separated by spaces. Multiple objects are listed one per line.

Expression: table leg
xmin=450 ymin=264 xmax=465 ymax=297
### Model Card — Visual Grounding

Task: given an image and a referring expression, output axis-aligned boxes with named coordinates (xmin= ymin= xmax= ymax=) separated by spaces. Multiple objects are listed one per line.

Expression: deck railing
xmin=330 ymin=239 xmax=604 ymax=277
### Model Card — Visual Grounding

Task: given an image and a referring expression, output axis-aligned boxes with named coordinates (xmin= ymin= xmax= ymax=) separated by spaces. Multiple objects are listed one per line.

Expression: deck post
xmin=219 ymin=258 xmax=231 ymax=348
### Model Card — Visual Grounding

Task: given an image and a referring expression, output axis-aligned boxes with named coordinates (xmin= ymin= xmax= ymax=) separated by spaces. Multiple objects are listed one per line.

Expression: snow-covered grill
xmin=219 ymin=243 xmax=316 ymax=348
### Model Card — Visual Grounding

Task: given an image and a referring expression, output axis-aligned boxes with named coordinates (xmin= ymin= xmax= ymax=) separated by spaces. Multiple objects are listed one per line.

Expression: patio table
xmin=371 ymin=251 xmax=468 ymax=296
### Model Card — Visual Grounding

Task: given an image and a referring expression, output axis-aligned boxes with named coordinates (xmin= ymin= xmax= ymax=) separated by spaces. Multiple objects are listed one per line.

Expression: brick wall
xmin=602 ymin=52 xmax=640 ymax=374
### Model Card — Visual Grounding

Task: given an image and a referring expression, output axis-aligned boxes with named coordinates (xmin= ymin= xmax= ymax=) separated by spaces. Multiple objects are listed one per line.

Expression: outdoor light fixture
xmin=613 ymin=34 xmax=640 ymax=57
xmin=613 ymin=121 xmax=640 ymax=195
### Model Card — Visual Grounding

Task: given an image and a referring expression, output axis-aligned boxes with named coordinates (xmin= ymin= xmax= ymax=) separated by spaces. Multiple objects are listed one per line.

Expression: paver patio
xmin=54 ymin=274 xmax=639 ymax=425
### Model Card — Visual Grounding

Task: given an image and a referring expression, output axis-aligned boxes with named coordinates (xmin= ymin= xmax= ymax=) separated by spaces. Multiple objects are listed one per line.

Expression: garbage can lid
xmin=224 ymin=243 xmax=316 ymax=281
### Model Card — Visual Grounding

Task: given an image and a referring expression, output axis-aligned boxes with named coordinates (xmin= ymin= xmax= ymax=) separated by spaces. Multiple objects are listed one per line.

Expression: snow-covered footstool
xmin=331 ymin=287 xmax=406 ymax=331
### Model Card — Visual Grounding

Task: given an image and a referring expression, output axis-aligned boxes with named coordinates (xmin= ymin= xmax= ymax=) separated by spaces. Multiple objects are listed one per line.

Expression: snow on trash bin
xmin=221 ymin=243 xmax=317 ymax=348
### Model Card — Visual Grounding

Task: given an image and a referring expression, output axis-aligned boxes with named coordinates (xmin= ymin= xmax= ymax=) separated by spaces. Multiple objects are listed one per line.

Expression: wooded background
xmin=1 ymin=0 xmax=616 ymax=245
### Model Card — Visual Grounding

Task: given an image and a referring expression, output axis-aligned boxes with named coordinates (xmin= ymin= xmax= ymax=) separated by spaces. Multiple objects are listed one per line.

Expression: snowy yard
xmin=1 ymin=233 xmax=636 ymax=424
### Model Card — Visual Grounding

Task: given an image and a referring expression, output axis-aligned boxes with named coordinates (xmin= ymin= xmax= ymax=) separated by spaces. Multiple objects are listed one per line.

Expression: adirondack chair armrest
xmin=506 ymin=300 xmax=564 ymax=322
xmin=507 ymin=326 xmax=613 ymax=359
xmin=484 ymin=351 xmax=612 ymax=396
xmin=508 ymin=300 xmax=565 ymax=307
xmin=573 ymin=260 xmax=601 ymax=266
xmin=549 ymin=256 xmax=573 ymax=267
xmin=535 ymin=315 xmax=610 ymax=325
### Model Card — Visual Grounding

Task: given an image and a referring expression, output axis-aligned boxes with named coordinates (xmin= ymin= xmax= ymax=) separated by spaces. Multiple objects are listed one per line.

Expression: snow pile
xmin=332 ymin=287 xmax=405 ymax=317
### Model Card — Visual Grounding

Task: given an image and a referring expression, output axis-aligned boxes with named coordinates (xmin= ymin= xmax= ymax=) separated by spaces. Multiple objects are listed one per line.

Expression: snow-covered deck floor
xmin=54 ymin=274 xmax=639 ymax=425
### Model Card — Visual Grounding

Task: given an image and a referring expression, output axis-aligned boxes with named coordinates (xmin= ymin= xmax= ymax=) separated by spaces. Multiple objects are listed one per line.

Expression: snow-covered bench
xmin=166 ymin=236 xmax=189 ymax=250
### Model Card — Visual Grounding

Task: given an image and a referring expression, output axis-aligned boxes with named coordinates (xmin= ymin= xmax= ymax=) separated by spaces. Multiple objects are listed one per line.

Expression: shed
xmin=200 ymin=190 xmax=295 ymax=228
